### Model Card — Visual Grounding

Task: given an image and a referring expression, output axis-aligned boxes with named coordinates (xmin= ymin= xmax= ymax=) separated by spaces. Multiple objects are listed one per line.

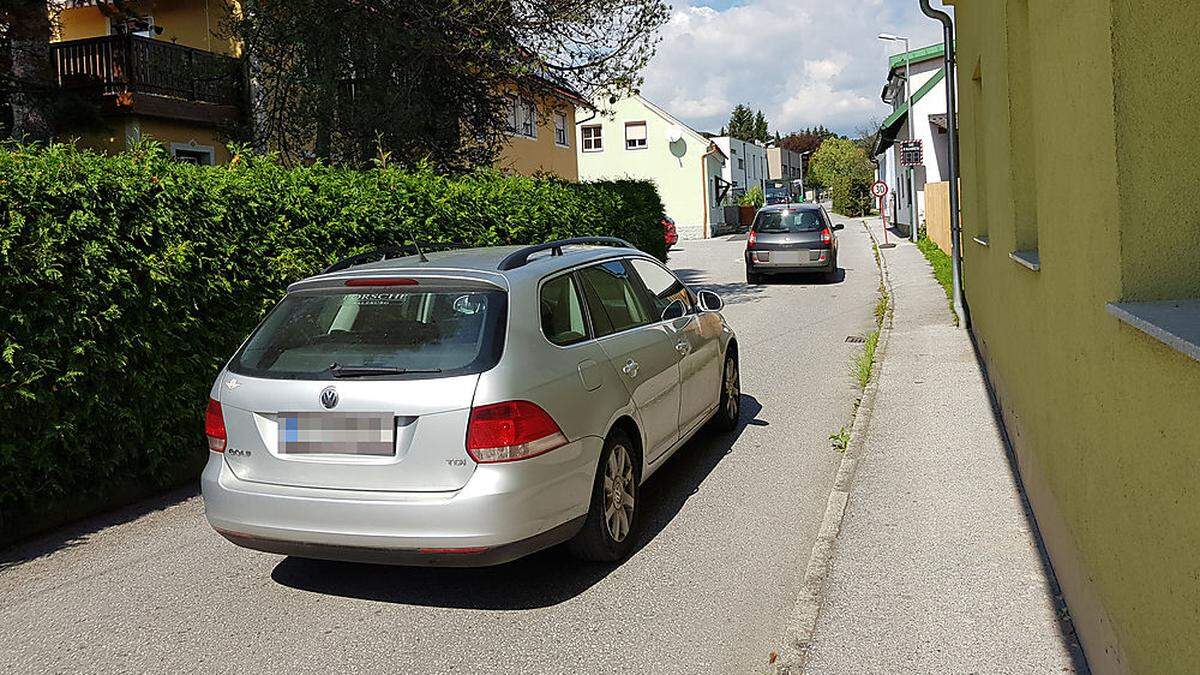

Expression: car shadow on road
xmin=671 ymin=268 xmax=767 ymax=306
xmin=269 ymin=395 xmax=765 ymax=610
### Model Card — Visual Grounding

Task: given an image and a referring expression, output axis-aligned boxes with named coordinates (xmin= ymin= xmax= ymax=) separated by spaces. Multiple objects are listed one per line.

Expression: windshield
xmin=229 ymin=282 xmax=506 ymax=380
xmin=752 ymin=209 xmax=825 ymax=233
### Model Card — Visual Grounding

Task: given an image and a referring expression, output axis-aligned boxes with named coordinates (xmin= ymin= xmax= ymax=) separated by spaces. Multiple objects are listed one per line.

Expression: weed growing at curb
xmin=829 ymin=427 xmax=850 ymax=453
xmin=851 ymin=330 xmax=880 ymax=389
xmin=916 ymin=234 xmax=958 ymax=325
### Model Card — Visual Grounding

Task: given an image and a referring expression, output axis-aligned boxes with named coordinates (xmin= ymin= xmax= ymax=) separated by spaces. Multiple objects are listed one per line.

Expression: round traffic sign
xmin=871 ymin=180 xmax=888 ymax=198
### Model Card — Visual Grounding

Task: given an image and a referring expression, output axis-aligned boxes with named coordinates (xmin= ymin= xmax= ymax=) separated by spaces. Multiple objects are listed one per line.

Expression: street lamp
xmin=879 ymin=32 xmax=919 ymax=243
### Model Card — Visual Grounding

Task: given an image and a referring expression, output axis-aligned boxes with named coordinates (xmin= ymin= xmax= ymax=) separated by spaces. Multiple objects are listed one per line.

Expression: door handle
xmin=675 ymin=339 xmax=690 ymax=354
xmin=622 ymin=359 xmax=639 ymax=378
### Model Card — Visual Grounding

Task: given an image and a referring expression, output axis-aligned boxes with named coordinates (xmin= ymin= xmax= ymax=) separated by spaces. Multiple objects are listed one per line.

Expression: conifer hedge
xmin=0 ymin=142 xmax=665 ymax=543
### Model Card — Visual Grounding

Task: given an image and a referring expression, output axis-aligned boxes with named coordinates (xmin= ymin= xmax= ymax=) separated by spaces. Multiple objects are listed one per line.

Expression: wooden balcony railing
xmin=52 ymin=34 xmax=244 ymax=108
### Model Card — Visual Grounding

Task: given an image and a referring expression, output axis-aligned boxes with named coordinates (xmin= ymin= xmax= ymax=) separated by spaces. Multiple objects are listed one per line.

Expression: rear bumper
xmin=745 ymin=249 xmax=834 ymax=272
xmin=201 ymin=435 xmax=603 ymax=566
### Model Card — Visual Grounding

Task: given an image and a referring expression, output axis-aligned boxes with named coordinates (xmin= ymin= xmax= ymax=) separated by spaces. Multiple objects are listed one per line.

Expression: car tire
xmin=711 ymin=351 xmax=740 ymax=432
xmin=824 ymin=257 xmax=839 ymax=283
xmin=746 ymin=267 xmax=763 ymax=284
xmin=568 ymin=430 xmax=640 ymax=563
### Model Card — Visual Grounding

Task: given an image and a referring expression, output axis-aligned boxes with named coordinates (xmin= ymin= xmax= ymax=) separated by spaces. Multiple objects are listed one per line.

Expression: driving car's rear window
xmin=229 ymin=281 xmax=507 ymax=380
xmin=752 ymin=209 xmax=825 ymax=233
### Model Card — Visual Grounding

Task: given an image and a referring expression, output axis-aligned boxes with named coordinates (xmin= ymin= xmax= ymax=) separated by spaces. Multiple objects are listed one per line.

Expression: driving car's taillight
xmin=205 ymin=398 xmax=227 ymax=453
xmin=466 ymin=401 xmax=568 ymax=463
xmin=821 ymin=228 xmax=832 ymax=245
xmin=748 ymin=230 xmax=757 ymax=249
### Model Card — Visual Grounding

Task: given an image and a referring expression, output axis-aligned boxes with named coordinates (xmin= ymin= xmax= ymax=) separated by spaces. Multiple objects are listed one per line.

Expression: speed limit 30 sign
xmin=871 ymin=180 xmax=888 ymax=198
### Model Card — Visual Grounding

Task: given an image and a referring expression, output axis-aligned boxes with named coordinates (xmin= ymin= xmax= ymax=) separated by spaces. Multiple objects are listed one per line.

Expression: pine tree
xmin=753 ymin=109 xmax=768 ymax=142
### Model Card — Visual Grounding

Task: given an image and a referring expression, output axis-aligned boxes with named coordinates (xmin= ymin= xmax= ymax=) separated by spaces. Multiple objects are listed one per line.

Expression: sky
xmin=637 ymin=0 xmax=949 ymax=138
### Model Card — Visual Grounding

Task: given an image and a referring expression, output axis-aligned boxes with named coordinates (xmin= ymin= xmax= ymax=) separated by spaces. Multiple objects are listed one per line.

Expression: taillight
xmin=748 ymin=230 xmax=757 ymax=249
xmin=205 ymin=398 xmax=227 ymax=453
xmin=466 ymin=400 xmax=568 ymax=463
xmin=821 ymin=228 xmax=832 ymax=245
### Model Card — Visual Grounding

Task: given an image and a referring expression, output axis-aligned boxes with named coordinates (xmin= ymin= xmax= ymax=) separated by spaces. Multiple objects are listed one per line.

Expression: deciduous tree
xmin=234 ymin=0 xmax=669 ymax=169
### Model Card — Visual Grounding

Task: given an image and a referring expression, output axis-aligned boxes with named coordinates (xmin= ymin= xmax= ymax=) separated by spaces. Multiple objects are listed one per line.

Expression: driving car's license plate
xmin=278 ymin=413 xmax=395 ymax=456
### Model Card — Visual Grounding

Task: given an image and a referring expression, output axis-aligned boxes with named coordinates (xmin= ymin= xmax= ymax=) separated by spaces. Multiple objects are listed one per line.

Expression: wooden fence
xmin=924 ymin=180 xmax=953 ymax=254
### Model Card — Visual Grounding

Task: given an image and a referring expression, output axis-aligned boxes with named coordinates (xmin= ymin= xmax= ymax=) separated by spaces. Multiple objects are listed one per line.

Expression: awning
xmin=873 ymin=67 xmax=946 ymax=156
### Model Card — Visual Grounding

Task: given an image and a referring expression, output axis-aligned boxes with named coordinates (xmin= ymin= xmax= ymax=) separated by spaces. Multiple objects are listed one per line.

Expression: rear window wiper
xmin=328 ymin=363 xmax=443 ymax=378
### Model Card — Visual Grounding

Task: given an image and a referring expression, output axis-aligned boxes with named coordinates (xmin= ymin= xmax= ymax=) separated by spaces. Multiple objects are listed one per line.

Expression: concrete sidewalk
xmin=801 ymin=219 xmax=1088 ymax=673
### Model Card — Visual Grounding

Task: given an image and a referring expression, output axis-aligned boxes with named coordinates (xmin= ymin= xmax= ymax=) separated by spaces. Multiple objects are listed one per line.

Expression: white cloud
xmin=638 ymin=0 xmax=948 ymax=136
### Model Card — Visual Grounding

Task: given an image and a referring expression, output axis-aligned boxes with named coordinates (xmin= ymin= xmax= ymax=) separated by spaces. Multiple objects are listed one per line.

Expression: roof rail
xmin=496 ymin=237 xmax=635 ymax=271
xmin=322 ymin=242 xmax=469 ymax=274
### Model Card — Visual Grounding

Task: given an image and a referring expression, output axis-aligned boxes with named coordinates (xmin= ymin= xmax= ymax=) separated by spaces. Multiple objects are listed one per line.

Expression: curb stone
xmin=774 ymin=219 xmax=896 ymax=675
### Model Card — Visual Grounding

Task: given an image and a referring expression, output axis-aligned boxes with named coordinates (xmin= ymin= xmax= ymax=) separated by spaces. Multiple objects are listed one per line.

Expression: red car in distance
xmin=662 ymin=215 xmax=679 ymax=249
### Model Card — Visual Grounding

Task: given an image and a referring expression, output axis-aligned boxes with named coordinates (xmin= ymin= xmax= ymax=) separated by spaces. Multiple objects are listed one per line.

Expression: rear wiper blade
xmin=328 ymin=363 xmax=443 ymax=378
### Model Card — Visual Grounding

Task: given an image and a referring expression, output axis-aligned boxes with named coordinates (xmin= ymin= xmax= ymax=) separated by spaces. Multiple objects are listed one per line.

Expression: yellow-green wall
xmin=949 ymin=1 xmax=1200 ymax=672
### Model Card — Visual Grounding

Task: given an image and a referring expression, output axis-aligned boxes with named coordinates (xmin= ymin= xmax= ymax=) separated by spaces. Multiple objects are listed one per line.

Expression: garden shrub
xmin=0 ymin=142 xmax=665 ymax=543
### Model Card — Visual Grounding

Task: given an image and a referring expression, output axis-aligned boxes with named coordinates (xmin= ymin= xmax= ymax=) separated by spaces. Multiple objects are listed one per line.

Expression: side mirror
xmin=832 ymin=223 xmax=844 ymax=231
xmin=698 ymin=290 xmax=724 ymax=312
xmin=661 ymin=298 xmax=687 ymax=321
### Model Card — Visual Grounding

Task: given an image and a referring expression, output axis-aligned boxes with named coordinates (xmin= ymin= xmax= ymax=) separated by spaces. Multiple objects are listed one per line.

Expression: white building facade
xmin=873 ymin=44 xmax=951 ymax=233
xmin=710 ymin=136 xmax=768 ymax=201
xmin=577 ymin=95 xmax=727 ymax=240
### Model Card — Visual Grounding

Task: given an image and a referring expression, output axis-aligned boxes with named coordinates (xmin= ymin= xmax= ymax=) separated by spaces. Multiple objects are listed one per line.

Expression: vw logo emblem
xmin=319 ymin=386 xmax=339 ymax=409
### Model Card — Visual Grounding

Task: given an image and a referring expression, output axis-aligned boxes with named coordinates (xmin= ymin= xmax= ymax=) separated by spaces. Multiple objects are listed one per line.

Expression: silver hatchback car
xmin=202 ymin=237 xmax=739 ymax=566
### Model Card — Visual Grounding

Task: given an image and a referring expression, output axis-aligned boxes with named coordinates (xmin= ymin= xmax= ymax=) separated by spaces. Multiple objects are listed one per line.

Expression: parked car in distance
xmin=202 ymin=238 xmax=740 ymax=567
xmin=745 ymin=203 xmax=843 ymax=284
xmin=662 ymin=215 xmax=679 ymax=248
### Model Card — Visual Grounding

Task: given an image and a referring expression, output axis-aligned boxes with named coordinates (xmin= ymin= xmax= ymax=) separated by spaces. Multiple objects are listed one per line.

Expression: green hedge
xmin=0 ymin=142 xmax=665 ymax=544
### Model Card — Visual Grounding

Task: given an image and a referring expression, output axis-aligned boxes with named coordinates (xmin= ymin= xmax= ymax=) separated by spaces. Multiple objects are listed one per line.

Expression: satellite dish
xmin=665 ymin=125 xmax=684 ymax=143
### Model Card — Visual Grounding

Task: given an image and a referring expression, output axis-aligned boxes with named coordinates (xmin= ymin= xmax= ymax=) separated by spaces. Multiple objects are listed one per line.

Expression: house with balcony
xmin=52 ymin=0 xmax=245 ymax=165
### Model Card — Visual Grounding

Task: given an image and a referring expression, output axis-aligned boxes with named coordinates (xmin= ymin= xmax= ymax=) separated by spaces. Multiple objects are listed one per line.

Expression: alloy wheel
xmin=603 ymin=444 xmax=636 ymax=542
xmin=725 ymin=359 xmax=740 ymax=422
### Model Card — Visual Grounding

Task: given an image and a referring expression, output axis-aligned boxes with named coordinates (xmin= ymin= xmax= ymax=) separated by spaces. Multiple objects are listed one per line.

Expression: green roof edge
xmin=888 ymin=43 xmax=946 ymax=70
xmin=880 ymin=67 xmax=946 ymax=129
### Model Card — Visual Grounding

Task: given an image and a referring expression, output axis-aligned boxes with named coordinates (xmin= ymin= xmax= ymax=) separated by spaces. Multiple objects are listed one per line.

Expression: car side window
xmin=629 ymin=258 xmax=691 ymax=319
xmin=540 ymin=273 xmax=589 ymax=346
xmin=577 ymin=260 xmax=653 ymax=337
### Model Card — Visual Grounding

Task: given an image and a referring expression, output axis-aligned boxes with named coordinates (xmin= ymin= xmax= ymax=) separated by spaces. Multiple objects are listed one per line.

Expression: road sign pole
xmin=872 ymin=180 xmax=896 ymax=249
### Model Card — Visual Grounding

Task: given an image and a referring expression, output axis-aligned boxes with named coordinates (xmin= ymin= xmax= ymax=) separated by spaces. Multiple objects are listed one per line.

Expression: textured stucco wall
xmin=949 ymin=1 xmax=1200 ymax=672
xmin=494 ymin=92 xmax=580 ymax=181
xmin=577 ymin=97 xmax=721 ymax=239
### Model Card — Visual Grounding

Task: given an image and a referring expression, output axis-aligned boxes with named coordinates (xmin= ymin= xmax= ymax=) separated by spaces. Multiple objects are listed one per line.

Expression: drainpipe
xmin=919 ymin=0 xmax=967 ymax=328
xmin=700 ymin=142 xmax=721 ymax=239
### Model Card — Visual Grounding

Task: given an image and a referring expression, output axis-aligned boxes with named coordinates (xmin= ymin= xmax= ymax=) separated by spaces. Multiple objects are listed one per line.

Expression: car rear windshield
xmin=752 ymin=209 xmax=825 ymax=233
xmin=229 ymin=281 xmax=507 ymax=380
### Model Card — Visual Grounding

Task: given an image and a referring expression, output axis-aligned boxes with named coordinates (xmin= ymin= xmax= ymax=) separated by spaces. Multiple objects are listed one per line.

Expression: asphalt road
xmin=1 ymin=214 xmax=878 ymax=674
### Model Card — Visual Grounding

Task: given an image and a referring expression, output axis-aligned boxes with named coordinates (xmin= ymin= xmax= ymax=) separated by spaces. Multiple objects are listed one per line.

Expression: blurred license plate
xmin=278 ymin=413 xmax=394 ymax=456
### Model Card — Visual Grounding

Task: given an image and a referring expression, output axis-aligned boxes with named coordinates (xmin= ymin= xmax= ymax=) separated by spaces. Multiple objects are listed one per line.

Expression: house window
xmin=506 ymin=96 xmax=536 ymax=139
xmin=738 ymin=158 xmax=745 ymax=170
xmin=582 ymin=125 xmax=603 ymax=152
xmin=625 ymin=121 xmax=647 ymax=150
xmin=170 ymin=142 xmax=214 ymax=165
xmin=554 ymin=112 xmax=568 ymax=146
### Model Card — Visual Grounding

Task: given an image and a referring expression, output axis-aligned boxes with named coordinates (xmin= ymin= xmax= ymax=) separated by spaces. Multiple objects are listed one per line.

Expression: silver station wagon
xmin=202 ymin=238 xmax=740 ymax=566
